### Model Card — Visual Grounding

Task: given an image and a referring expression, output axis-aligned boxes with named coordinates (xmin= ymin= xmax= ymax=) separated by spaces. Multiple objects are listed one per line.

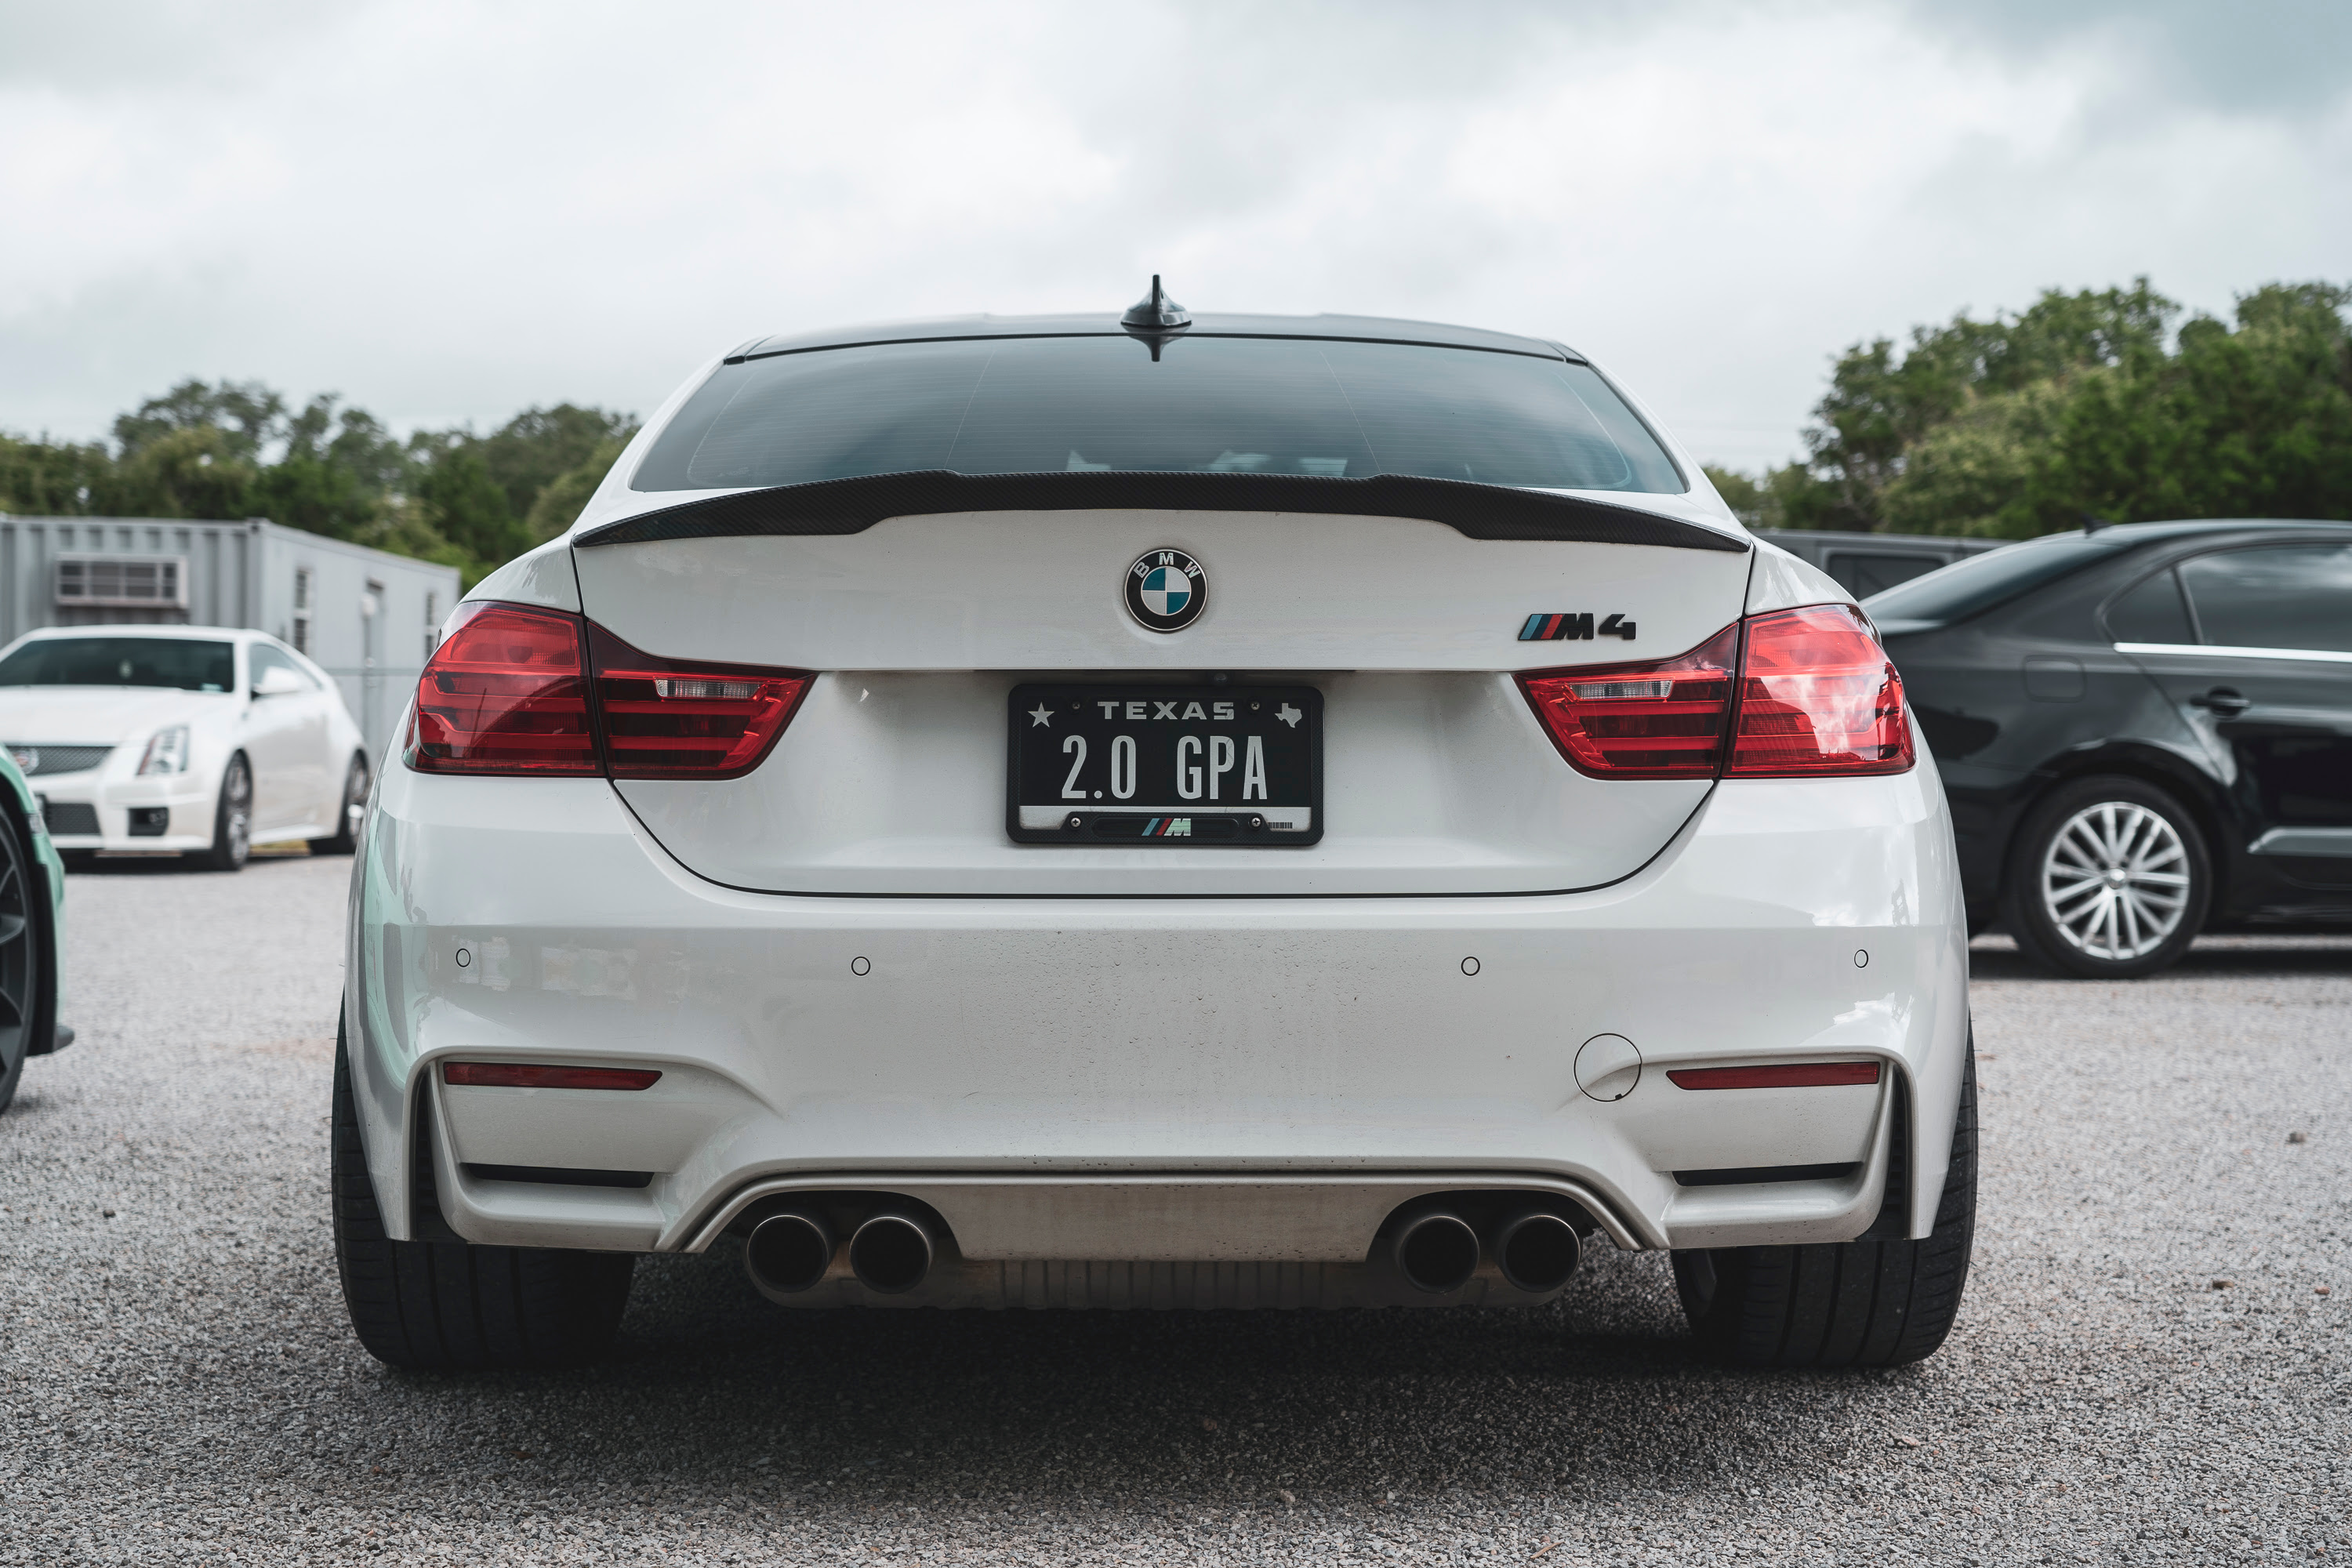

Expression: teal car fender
xmin=0 ymin=749 xmax=68 ymax=1058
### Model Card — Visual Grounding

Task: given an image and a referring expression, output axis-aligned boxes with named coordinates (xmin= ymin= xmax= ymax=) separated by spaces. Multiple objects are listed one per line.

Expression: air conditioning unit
xmin=53 ymin=554 xmax=191 ymax=609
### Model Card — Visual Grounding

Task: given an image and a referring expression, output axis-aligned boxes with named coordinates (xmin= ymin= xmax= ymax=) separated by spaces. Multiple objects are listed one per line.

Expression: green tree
xmin=415 ymin=446 xmax=531 ymax=567
xmin=1700 ymin=461 xmax=1840 ymax=531
xmin=0 ymin=434 xmax=111 ymax=514
xmin=1800 ymin=279 xmax=2180 ymax=531
xmin=1753 ymin=278 xmax=2350 ymax=537
xmin=352 ymin=498 xmax=474 ymax=578
xmin=1702 ymin=464 xmax=1761 ymax=523
xmin=523 ymin=435 xmax=630 ymax=541
xmin=247 ymin=394 xmax=408 ymax=540
xmin=6 ymin=377 xmax=619 ymax=588
xmin=90 ymin=424 xmax=259 ymax=519
xmin=473 ymin=404 xmax=637 ymax=521
xmin=113 ymin=379 xmax=285 ymax=463
xmin=1879 ymin=281 xmax=2352 ymax=536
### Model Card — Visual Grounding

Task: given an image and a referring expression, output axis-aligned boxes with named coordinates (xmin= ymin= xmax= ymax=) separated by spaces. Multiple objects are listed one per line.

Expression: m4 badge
xmin=1519 ymin=612 xmax=1635 ymax=642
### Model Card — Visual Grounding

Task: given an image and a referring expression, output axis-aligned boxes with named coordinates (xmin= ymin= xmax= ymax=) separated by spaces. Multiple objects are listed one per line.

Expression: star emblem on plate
xmin=1029 ymin=703 xmax=1056 ymax=728
xmin=1276 ymin=702 xmax=1302 ymax=728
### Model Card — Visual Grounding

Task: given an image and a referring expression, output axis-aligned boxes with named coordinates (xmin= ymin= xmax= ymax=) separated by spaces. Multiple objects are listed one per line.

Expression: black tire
xmin=310 ymin=753 xmax=370 ymax=855
xmin=1673 ymin=1040 xmax=1976 ymax=1368
xmin=0 ymin=805 xmax=42 ymax=1114
xmin=191 ymin=753 xmax=252 ymax=873
xmin=2000 ymin=775 xmax=2210 ymax=979
xmin=331 ymin=1014 xmax=634 ymax=1370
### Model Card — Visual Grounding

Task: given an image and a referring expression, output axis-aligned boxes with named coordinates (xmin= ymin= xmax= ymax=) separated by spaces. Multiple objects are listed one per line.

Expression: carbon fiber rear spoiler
xmin=575 ymin=470 xmax=1750 ymax=553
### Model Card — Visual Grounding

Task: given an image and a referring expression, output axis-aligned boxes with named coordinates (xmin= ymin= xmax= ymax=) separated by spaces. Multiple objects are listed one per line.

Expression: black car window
xmin=632 ymin=336 xmax=1686 ymax=495
xmin=2104 ymin=568 xmax=2196 ymax=644
xmin=1859 ymin=535 xmax=2122 ymax=626
xmin=0 ymin=636 xmax=235 ymax=692
xmin=2179 ymin=544 xmax=2352 ymax=654
xmin=1826 ymin=553 xmax=1944 ymax=597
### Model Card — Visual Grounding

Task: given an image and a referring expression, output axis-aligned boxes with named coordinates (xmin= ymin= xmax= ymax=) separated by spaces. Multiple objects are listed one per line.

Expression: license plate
xmin=1007 ymin=683 xmax=1323 ymax=846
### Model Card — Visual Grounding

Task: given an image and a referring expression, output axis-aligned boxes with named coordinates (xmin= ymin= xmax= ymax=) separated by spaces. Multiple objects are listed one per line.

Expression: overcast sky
xmin=3 ymin=0 xmax=2346 ymax=470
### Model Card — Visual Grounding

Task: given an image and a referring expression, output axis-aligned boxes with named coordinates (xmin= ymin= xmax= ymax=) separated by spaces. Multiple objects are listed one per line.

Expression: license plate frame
xmin=1006 ymin=682 xmax=1324 ymax=847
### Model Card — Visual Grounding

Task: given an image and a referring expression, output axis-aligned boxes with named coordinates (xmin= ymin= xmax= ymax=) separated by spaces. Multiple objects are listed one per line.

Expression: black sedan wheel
xmin=0 ymin=805 xmax=44 ymax=1113
xmin=2002 ymin=775 xmax=2210 ymax=978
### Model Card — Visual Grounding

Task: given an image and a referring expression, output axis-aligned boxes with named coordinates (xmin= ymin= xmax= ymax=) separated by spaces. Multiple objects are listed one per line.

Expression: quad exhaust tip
xmin=1494 ymin=1210 xmax=1581 ymax=1294
xmin=1394 ymin=1211 xmax=1481 ymax=1294
xmin=745 ymin=1207 xmax=940 ymax=1297
xmin=1392 ymin=1205 xmax=1585 ymax=1295
xmin=744 ymin=1210 xmax=834 ymax=1295
xmin=849 ymin=1212 xmax=936 ymax=1294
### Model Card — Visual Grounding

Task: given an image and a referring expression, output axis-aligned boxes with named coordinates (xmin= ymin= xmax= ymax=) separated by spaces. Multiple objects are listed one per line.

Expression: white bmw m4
xmin=334 ymin=285 xmax=1975 ymax=1371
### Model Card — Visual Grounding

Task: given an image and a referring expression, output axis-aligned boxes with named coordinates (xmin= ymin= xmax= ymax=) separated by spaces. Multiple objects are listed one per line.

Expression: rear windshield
xmin=632 ymin=336 xmax=1686 ymax=495
xmin=1861 ymin=535 xmax=2122 ymax=626
xmin=0 ymin=637 xmax=236 ymax=692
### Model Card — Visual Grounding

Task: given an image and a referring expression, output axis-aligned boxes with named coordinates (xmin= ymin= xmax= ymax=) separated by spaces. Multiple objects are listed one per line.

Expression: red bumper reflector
xmin=1668 ymin=1061 xmax=1882 ymax=1091
xmin=441 ymin=1062 xmax=662 ymax=1091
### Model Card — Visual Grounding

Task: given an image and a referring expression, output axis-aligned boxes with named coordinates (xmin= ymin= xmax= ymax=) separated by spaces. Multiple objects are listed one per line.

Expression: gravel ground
xmin=3 ymin=851 xmax=2346 ymax=1565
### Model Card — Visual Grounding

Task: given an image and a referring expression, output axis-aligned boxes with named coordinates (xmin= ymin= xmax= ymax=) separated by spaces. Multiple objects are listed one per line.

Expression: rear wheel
xmin=1673 ymin=1041 xmax=1976 ymax=1368
xmin=2001 ymin=775 xmax=2209 ymax=979
xmin=310 ymin=753 xmax=370 ymax=855
xmin=331 ymin=1014 xmax=634 ymax=1370
xmin=191 ymin=754 xmax=252 ymax=873
xmin=0 ymin=805 xmax=42 ymax=1114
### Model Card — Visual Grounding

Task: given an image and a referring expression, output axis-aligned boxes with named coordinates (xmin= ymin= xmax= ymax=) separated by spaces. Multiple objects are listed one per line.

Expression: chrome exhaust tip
xmin=1393 ymin=1210 xmax=1480 ymax=1294
xmin=745 ymin=1210 xmax=835 ymax=1294
xmin=1494 ymin=1210 xmax=1581 ymax=1294
xmin=848 ymin=1212 xmax=935 ymax=1294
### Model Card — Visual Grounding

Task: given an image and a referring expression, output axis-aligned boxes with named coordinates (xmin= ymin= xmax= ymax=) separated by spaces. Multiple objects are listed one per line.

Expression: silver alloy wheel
xmin=343 ymin=756 xmax=370 ymax=836
xmin=222 ymin=758 xmax=252 ymax=863
xmin=2038 ymin=800 xmax=2191 ymax=960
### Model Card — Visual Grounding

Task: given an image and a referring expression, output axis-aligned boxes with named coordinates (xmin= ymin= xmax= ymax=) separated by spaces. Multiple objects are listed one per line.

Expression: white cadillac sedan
xmin=336 ymin=289 xmax=1975 ymax=1373
xmin=0 ymin=625 xmax=370 ymax=870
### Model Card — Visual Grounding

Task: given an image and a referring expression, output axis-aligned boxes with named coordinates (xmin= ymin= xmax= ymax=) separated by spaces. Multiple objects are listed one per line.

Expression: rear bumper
xmin=347 ymin=757 xmax=1970 ymax=1271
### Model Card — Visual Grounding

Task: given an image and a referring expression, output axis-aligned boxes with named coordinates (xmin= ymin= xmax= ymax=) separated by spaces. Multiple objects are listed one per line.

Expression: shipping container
xmin=0 ymin=515 xmax=461 ymax=769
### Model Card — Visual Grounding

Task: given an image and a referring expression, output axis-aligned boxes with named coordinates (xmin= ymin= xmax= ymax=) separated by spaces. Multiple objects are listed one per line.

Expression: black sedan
xmin=1863 ymin=518 xmax=2352 ymax=978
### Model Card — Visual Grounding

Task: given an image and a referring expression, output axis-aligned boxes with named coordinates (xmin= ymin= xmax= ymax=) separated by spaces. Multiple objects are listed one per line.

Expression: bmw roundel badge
xmin=1124 ymin=547 xmax=1207 ymax=633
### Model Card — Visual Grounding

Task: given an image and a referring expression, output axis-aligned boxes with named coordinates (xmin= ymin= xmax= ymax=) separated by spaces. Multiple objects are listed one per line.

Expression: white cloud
xmin=1 ymin=0 xmax=2345 ymax=470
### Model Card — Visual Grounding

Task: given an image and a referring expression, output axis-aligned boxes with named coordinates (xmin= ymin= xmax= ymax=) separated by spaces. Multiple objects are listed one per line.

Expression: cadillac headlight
xmin=137 ymin=725 xmax=191 ymax=775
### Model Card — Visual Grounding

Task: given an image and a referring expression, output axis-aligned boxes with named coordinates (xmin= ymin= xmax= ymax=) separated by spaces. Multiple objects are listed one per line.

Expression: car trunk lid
xmin=568 ymin=505 xmax=1751 ymax=896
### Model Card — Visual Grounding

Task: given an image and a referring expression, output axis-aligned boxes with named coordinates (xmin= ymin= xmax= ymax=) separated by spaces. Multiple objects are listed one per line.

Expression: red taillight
xmin=588 ymin=625 xmax=811 ymax=780
xmin=408 ymin=601 xmax=811 ymax=780
xmin=1517 ymin=603 xmax=1912 ymax=782
xmin=409 ymin=603 xmax=598 ymax=775
xmin=1726 ymin=604 xmax=1914 ymax=778
xmin=1516 ymin=626 xmax=1740 ymax=779
xmin=441 ymin=1062 xmax=662 ymax=1091
xmin=1668 ymin=1062 xmax=1882 ymax=1090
